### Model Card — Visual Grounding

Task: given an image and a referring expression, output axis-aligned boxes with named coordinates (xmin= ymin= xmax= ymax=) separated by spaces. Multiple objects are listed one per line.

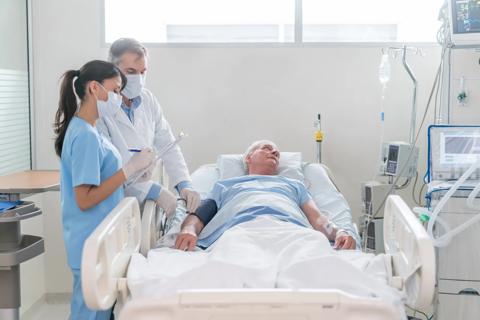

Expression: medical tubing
xmin=427 ymin=160 xmax=480 ymax=247
xmin=435 ymin=209 xmax=480 ymax=247
xmin=466 ymin=180 xmax=480 ymax=209
xmin=372 ymin=79 xmax=387 ymax=180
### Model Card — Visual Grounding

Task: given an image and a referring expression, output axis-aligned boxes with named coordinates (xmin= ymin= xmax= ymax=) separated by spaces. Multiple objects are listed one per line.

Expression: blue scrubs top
xmin=60 ymin=117 xmax=124 ymax=269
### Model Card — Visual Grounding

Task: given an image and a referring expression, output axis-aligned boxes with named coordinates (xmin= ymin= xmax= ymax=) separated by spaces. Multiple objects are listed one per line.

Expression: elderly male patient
xmin=175 ymin=140 xmax=356 ymax=251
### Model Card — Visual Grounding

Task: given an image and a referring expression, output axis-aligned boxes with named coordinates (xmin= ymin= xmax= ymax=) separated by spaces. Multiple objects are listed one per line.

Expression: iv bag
xmin=379 ymin=53 xmax=391 ymax=86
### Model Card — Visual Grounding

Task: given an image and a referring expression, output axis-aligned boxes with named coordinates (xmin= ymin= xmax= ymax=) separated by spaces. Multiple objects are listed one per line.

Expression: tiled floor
xmin=21 ymin=302 xmax=120 ymax=320
xmin=22 ymin=303 xmax=70 ymax=320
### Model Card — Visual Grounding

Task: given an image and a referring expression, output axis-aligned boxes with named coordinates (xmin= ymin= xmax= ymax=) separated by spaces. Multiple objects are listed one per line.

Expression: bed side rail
xmin=140 ymin=200 xmax=161 ymax=256
xmin=384 ymin=195 xmax=435 ymax=311
xmin=82 ymin=197 xmax=141 ymax=310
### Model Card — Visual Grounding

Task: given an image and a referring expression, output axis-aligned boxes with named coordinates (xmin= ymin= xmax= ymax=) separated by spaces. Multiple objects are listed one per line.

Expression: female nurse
xmin=53 ymin=60 xmax=154 ymax=320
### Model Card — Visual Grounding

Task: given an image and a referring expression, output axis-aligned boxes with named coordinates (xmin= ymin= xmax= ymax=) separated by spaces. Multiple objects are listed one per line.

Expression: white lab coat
xmin=96 ymin=88 xmax=191 ymax=203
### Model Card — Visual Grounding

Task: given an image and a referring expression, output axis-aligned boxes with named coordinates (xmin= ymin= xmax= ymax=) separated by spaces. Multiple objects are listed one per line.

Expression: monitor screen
xmin=452 ymin=0 xmax=480 ymax=34
xmin=388 ymin=145 xmax=399 ymax=162
xmin=440 ymin=134 xmax=480 ymax=165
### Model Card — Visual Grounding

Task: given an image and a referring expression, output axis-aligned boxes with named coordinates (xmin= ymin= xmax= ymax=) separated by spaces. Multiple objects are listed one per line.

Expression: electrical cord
xmin=412 ymin=171 xmax=422 ymax=206
xmin=418 ymin=180 xmax=427 ymax=207
xmin=406 ymin=305 xmax=431 ymax=320
xmin=396 ymin=177 xmax=412 ymax=190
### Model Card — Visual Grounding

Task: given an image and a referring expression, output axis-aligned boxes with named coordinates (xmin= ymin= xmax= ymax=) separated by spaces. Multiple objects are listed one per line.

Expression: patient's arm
xmin=175 ymin=199 xmax=218 ymax=251
xmin=301 ymin=200 xmax=356 ymax=250
xmin=175 ymin=214 xmax=204 ymax=251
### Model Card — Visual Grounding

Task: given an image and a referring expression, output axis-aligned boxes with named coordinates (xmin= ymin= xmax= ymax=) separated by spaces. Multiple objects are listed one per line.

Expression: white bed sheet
xmin=128 ymin=216 xmax=405 ymax=318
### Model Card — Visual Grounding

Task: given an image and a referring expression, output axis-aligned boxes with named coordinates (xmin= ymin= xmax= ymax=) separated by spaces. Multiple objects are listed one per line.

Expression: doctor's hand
xmin=157 ymin=188 xmax=177 ymax=217
xmin=175 ymin=225 xmax=198 ymax=251
xmin=333 ymin=231 xmax=356 ymax=250
xmin=180 ymin=188 xmax=201 ymax=212
xmin=122 ymin=148 xmax=155 ymax=180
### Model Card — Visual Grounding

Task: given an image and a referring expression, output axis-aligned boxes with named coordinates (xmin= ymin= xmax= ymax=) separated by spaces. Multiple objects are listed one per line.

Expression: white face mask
xmin=122 ymin=74 xmax=146 ymax=99
xmin=96 ymin=87 xmax=122 ymax=118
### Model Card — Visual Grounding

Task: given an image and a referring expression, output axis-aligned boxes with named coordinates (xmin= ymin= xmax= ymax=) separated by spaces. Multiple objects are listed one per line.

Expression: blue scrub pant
xmin=70 ymin=268 xmax=113 ymax=320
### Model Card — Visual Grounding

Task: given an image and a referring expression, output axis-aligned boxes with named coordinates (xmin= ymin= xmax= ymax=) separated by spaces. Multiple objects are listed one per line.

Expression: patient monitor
xmin=449 ymin=0 xmax=480 ymax=47
xmin=428 ymin=125 xmax=480 ymax=181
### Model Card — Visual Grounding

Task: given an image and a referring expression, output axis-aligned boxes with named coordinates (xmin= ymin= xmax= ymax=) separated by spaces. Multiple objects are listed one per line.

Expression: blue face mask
xmin=122 ymin=74 xmax=146 ymax=99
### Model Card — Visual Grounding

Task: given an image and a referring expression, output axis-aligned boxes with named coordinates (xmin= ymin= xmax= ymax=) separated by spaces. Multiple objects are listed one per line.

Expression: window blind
xmin=0 ymin=69 xmax=31 ymax=175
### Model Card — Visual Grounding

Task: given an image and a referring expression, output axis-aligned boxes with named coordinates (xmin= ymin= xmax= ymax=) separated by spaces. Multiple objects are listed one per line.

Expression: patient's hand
xmin=333 ymin=231 xmax=356 ymax=250
xmin=175 ymin=226 xmax=198 ymax=251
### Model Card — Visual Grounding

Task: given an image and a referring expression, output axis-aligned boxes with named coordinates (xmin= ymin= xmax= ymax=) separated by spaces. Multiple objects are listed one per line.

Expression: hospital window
xmin=0 ymin=0 xmax=32 ymax=175
xmin=104 ymin=0 xmax=442 ymax=44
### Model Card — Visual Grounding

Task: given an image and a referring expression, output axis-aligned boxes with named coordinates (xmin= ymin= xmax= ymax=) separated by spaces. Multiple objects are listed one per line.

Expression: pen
xmin=128 ymin=148 xmax=142 ymax=153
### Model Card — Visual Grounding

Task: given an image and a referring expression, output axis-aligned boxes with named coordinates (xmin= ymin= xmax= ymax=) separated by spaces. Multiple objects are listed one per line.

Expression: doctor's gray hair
xmin=243 ymin=140 xmax=279 ymax=167
xmin=109 ymin=38 xmax=147 ymax=65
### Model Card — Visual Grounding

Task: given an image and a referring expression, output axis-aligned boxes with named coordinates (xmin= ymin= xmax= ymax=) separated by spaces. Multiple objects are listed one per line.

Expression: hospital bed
xmin=81 ymin=159 xmax=435 ymax=320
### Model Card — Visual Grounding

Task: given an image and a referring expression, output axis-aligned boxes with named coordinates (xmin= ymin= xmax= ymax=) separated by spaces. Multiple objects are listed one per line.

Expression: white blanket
xmin=127 ymin=216 xmax=405 ymax=317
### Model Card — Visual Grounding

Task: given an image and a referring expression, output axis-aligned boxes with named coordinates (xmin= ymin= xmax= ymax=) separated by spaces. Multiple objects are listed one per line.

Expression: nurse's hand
xmin=180 ymin=188 xmax=201 ymax=212
xmin=175 ymin=226 xmax=198 ymax=251
xmin=135 ymin=162 xmax=155 ymax=183
xmin=122 ymin=148 xmax=155 ymax=179
xmin=333 ymin=231 xmax=356 ymax=250
xmin=157 ymin=188 xmax=177 ymax=217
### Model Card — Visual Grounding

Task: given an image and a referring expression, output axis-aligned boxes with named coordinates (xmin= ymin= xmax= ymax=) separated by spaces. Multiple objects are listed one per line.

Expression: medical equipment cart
xmin=426 ymin=125 xmax=480 ymax=319
xmin=428 ymin=184 xmax=480 ymax=320
xmin=0 ymin=170 xmax=59 ymax=320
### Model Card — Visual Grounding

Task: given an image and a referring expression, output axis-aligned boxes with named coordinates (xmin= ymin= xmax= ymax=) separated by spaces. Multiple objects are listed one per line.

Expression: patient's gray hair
xmin=243 ymin=140 xmax=279 ymax=167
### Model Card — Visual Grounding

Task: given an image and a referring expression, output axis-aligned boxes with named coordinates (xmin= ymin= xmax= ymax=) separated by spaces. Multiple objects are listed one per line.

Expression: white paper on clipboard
xmin=126 ymin=132 xmax=187 ymax=187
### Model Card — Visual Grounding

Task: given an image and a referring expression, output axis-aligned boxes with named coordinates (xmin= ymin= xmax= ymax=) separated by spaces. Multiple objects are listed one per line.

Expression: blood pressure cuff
xmin=191 ymin=199 xmax=218 ymax=225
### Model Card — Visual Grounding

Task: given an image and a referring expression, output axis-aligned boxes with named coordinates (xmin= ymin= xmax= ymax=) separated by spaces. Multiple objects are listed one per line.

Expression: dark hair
xmin=54 ymin=60 xmax=127 ymax=157
xmin=109 ymin=38 xmax=147 ymax=65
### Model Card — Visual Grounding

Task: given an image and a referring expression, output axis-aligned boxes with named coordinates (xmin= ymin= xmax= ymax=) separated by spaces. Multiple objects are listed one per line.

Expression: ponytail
xmin=54 ymin=70 xmax=80 ymax=157
xmin=53 ymin=60 xmax=126 ymax=157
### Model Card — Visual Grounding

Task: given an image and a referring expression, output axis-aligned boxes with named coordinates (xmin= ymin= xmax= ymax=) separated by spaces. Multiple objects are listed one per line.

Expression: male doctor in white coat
xmin=96 ymin=38 xmax=200 ymax=216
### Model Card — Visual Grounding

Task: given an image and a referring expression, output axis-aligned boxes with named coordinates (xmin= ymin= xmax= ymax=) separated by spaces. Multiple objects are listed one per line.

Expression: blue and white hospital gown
xmin=197 ymin=175 xmax=315 ymax=248
xmin=60 ymin=117 xmax=124 ymax=320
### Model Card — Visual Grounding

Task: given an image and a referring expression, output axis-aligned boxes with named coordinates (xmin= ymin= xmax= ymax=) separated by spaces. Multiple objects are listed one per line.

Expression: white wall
xmin=29 ymin=0 xmax=480 ymax=299
xmin=0 ymin=0 xmax=28 ymax=70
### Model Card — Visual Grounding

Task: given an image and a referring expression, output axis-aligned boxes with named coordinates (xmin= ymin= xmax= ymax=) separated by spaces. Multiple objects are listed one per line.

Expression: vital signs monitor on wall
xmin=449 ymin=0 xmax=480 ymax=47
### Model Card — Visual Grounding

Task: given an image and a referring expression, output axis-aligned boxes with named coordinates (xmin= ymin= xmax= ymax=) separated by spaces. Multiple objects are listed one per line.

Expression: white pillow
xmin=217 ymin=152 xmax=304 ymax=181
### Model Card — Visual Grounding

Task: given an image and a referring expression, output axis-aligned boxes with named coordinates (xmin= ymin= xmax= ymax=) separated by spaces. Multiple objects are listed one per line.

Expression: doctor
xmin=96 ymin=38 xmax=200 ymax=215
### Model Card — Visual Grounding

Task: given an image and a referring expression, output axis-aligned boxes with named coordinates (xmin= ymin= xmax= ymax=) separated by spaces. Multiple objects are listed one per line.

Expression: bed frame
xmin=81 ymin=195 xmax=435 ymax=319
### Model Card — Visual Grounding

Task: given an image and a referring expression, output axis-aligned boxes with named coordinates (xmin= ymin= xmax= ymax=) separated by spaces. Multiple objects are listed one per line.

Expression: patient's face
xmin=247 ymin=144 xmax=280 ymax=174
